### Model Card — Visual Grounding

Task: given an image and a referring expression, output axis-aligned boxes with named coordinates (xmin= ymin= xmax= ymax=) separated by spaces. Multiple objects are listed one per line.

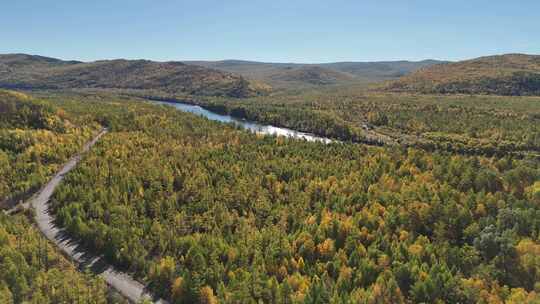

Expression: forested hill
xmin=0 ymin=54 xmax=269 ymax=98
xmin=185 ymin=59 xmax=444 ymax=89
xmin=0 ymin=90 xmax=99 ymax=209
xmin=384 ymin=54 xmax=540 ymax=95
xmin=0 ymin=90 xmax=111 ymax=302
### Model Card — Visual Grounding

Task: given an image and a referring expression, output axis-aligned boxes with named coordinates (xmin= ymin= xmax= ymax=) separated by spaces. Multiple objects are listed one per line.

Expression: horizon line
xmin=1 ymin=51 xmax=539 ymax=65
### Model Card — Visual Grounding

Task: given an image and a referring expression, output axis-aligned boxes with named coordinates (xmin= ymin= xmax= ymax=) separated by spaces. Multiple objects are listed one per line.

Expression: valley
xmin=184 ymin=59 xmax=444 ymax=89
xmin=1 ymin=53 xmax=539 ymax=304
xmin=4 ymin=2 xmax=540 ymax=303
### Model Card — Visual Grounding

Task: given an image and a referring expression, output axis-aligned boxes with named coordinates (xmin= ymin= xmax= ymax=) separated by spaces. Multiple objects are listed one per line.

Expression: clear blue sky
xmin=1 ymin=0 xmax=538 ymax=63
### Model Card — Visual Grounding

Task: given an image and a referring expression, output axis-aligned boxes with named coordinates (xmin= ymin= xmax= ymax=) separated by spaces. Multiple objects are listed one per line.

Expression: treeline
xmin=0 ymin=90 xmax=99 ymax=209
xmin=47 ymin=97 xmax=540 ymax=303
xmin=388 ymin=72 xmax=540 ymax=96
xmin=203 ymin=102 xmax=366 ymax=143
xmin=193 ymin=90 xmax=540 ymax=156
xmin=436 ymin=72 xmax=540 ymax=96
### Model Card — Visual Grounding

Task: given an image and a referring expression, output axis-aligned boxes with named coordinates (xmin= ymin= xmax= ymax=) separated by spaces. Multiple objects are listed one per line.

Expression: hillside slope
xmin=268 ymin=65 xmax=356 ymax=86
xmin=322 ymin=60 xmax=442 ymax=79
xmin=385 ymin=54 xmax=540 ymax=95
xmin=186 ymin=59 xmax=444 ymax=89
xmin=0 ymin=54 xmax=267 ymax=98
xmin=0 ymin=90 xmax=100 ymax=209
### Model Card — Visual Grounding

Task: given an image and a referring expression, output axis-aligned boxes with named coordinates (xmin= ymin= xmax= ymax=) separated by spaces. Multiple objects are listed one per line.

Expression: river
xmin=156 ymin=101 xmax=333 ymax=143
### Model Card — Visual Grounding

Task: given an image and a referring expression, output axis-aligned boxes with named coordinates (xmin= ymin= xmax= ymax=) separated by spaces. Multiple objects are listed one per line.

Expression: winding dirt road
xmin=15 ymin=129 xmax=168 ymax=304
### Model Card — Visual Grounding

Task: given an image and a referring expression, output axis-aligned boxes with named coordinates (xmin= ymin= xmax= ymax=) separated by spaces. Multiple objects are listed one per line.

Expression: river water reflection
xmin=157 ymin=101 xmax=333 ymax=143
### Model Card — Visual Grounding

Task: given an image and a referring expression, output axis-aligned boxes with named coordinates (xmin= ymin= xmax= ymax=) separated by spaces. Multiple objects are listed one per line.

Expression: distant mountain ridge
xmin=0 ymin=54 xmax=447 ymax=96
xmin=185 ymin=59 xmax=446 ymax=88
xmin=0 ymin=54 xmax=267 ymax=98
xmin=385 ymin=54 xmax=540 ymax=95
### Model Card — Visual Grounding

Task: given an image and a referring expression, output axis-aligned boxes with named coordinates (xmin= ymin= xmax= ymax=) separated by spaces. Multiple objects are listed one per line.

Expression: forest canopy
xmin=0 ymin=90 xmax=99 ymax=208
xmin=0 ymin=212 xmax=110 ymax=303
xmin=189 ymin=88 xmax=540 ymax=157
xmin=0 ymin=91 xmax=124 ymax=303
xmin=41 ymin=93 xmax=540 ymax=303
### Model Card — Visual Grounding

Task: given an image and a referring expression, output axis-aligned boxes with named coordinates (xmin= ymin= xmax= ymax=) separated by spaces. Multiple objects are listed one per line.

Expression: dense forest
xmin=189 ymin=87 xmax=540 ymax=156
xmin=0 ymin=212 xmax=110 ymax=303
xmin=0 ymin=90 xmax=115 ymax=303
xmin=0 ymin=90 xmax=99 ymax=209
xmin=43 ymin=94 xmax=540 ymax=303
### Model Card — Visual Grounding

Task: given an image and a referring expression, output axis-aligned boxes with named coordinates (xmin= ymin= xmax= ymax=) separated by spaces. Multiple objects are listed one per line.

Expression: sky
xmin=1 ymin=0 xmax=539 ymax=63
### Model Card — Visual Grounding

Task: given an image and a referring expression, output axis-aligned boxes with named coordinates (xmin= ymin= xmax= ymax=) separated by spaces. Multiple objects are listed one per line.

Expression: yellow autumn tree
xmin=199 ymin=286 xmax=218 ymax=304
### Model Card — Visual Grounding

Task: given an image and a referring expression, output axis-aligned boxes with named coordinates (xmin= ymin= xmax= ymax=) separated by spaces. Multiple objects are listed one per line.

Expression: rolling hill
xmin=0 ymin=54 xmax=268 ymax=98
xmin=265 ymin=65 xmax=356 ymax=86
xmin=186 ymin=59 xmax=445 ymax=89
xmin=0 ymin=54 xmax=444 ymax=95
xmin=384 ymin=54 xmax=540 ymax=95
xmin=321 ymin=60 xmax=443 ymax=79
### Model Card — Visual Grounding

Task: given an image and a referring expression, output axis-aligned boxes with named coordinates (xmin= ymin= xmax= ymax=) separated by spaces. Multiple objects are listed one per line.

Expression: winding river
xmin=156 ymin=101 xmax=334 ymax=143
